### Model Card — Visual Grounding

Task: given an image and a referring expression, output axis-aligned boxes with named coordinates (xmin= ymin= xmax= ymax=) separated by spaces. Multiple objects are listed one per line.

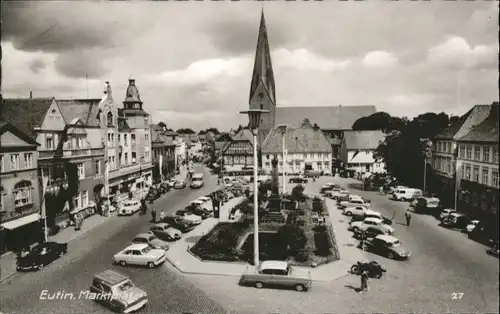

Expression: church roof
xmin=123 ymin=79 xmax=142 ymax=104
xmin=275 ymin=105 xmax=377 ymax=131
xmin=262 ymin=121 xmax=331 ymax=154
xmin=0 ymin=97 xmax=54 ymax=138
xmin=343 ymin=130 xmax=386 ymax=150
xmin=249 ymin=10 xmax=276 ymax=105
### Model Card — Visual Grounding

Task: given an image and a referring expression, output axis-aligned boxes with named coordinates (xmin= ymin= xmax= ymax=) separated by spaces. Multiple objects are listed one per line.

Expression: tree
xmin=352 ymin=112 xmax=407 ymax=132
xmin=291 ymin=184 xmax=305 ymax=202
xmin=200 ymin=128 xmax=220 ymax=135
xmin=176 ymin=128 xmax=196 ymax=134
xmin=157 ymin=121 xmax=167 ymax=129
xmin=277 ymin=225 xmax=307 ymax=254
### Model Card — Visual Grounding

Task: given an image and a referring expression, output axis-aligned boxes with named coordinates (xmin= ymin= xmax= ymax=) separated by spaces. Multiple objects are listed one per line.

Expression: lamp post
xmin=240 ymin=109 xmax=269 ymax=267
xmin=276 ymin=124 xmax=287 ymax=195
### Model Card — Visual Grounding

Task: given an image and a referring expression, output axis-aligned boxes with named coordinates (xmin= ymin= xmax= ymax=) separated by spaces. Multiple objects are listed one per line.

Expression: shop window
xmin=14 ymin=181 xmax=33 ymax=207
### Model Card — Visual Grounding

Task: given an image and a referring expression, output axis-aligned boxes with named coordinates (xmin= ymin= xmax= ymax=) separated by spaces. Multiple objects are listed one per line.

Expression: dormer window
xmin=107 ymin=112 xmax=113 ymax=126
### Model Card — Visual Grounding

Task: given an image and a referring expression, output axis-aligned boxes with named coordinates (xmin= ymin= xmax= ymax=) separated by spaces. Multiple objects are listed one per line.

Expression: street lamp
xmin=276 ymin=124 xmax=287 ymax=195
xmin=240 ymin=109 xmax=269 ymax=267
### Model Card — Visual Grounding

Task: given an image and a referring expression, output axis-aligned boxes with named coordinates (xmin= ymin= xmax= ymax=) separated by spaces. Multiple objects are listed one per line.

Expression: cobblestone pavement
xmin=185 ymin=176 xmax=499 ymax=314
xmin=0 ymin=164 xmax=228 ymax=314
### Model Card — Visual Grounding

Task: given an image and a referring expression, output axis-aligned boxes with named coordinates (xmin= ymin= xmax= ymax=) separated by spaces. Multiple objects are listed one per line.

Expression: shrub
xmin=313 ymin=225 xmax=327 ymax=232
xmin=314 ymin=231 xmax=331 ymax=256
xmin=312 ymin=197 xmax=323 ymax=212
xmin=295 ymin=250 xmax=309 ymax=262
xmin=277 ymin=225 xmax=307 ymax=254
xmin=291 ymin=185 xmax=305 ymax=202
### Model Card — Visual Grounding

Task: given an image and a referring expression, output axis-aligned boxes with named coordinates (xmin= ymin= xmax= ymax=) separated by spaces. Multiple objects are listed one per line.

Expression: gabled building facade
xmin=151 ymin=126 xmax=176 ymax=182
xmin=261 ymin=119 xmax=332 ymax=175
xmin=0 ymin=121 xmax=41 ymax=252
xmin=339 ymin=130 xmax=386 ymax=174
xmin=222 ymin=129 xmax=254 ymax=172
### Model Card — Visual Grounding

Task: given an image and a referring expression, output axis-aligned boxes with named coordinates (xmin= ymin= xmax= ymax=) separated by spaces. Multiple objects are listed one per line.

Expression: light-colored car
xmin=113 ymin=244 xmax=167 ymax=268
xmin=340 ymin=197 xmax=371 ymax=209
xmin=439 ymin=208 xmax=456 ymax=220
xmin=349 ymin=217 xmax=394 ymax=234
xmin=174 ymin=180 xmax=187 ymax=189
xmin=326 ymin=188 xmax=348 ymax=199
xmin=132 ymin=233 xmax=170 ymax=250
xmin=175 ymin=210 xmax=202 ymax=225
xmin=90 ymin=270 xmax=148 ymax=313
xmin=118 ymin=200 xmax=141 ymax=216
xmin=465 ymin=220 xmax=480 ymax=233
xmin=239 ymin=260 xmax=312 ymax=292
xmin=149 ymin=223 xmax=182 ymax=241
xmin=167 ymin=179 xmax=176 ymax=188
xmin=196 ymin=196 xmax=211 ymax=203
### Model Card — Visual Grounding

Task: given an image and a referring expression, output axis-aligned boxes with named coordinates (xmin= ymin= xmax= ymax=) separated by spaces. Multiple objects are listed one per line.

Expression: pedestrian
xmin=405 ymin=208 xmax=412 ymax=226
xmin=379 ymin=185 xmax=384 ymax=195
xmin=151 ymin=208 xmax=157 ymax=223
xmin=160 ymin=210 xmax=165 ymax=222
xmin=360 ymin=270 xmax=369 ymax=293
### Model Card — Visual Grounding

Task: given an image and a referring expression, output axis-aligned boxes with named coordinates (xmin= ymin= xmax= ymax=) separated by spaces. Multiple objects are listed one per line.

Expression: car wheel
xmin=295 ymin=284 xmax=305 ymax=292
xmin=119 ymin=260 xmax=127 ymax=267
xmin=362 ymin=244 xmax=369 ymax=251
xmin=401 ymin=198 xmax=406 ymax=202
xmin=37 ymin=264 xmax=44 ymax=270
xmin=147 ymin=262 xmax=155 ymax=268
xmin=255 ymin=281 xmax=264 ymax=289
xmin=387 ymin=252 xmax=395 ymax=259
xmin=58 ymin=251 xmax=64 ymax=257
xmin=345 ymin=211 xmax=352 ymax=216
xmin=333 ymin=196 xmax=338 ymax=200
xmin=350 ymin=265 xmax=360 ymax=274
xmin=352 ymin=227 xmax=359 ymax=233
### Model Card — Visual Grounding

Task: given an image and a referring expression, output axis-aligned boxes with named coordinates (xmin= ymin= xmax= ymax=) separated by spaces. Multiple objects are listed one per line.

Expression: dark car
xmin=185 ymin=204 xmax=211 ymax=219
xmin=289 ymin=177 xmax=308 ymax=184
xmin=354 ymin=226 xmax=389 ymax=239
xmin=441 ymin=213 xmax=470 ymax=229
xmin=159 ymin=183 xmax=170 ymax=194
xmin=17 ymin=242 xmax=68 ymax=271
xmin=145 ymin=189 xmax=161 ymax=202
xmin=161 ymin=216 xmax=196 ymax=233
xmin=361 ymin=235 xmax=411 ymax=260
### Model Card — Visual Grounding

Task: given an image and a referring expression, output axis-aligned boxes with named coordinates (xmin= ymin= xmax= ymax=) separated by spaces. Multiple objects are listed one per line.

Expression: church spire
xmin=249 ymin=9 xmax=276 ymax=105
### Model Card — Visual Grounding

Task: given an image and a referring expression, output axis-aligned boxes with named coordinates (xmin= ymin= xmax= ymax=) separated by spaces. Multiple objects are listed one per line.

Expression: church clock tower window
xmin=107 ymin=112 xmax=113 ymax=126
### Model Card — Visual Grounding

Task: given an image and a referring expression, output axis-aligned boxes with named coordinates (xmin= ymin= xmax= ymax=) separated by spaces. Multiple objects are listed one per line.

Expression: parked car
xmin=175 ymin=210 xmax=202 ymax=225
xmin=439 ymin=208 xmax=457 ymax=220
xmin=149 ymin=223 xmax=182 ymax=241
xmin=16 ymin=242 xmax=67 ymax=271
xmin=320 ymin=183 xmax=339 ymax=193
xmin=113 ymin=244 xmax=167 ymax=268
xmin=90 ymin=270 xmax=148 ymax=313
xmin=354 ymin=225 xmax=390 ymax=239
xmin=190 ymin=173 xmax=205 ymax=189
xmin=349 ymin=217 xmax=394 ymax=234
xmin=145 ymin=188 xmax=161 ymax=203
xmin=167 ymin=179 xmax=176 ymax=188
xmin=289 ymin=176 xmax=308 ymax=184
xmin=162 ymin=216 xmax=196 ymax=233
xmin=118 ymin=200 xmax=141 ymax=216
xmin=196 ymin=196 xmax=211 ymax=203
xmin=239 ymin=260 xmax=312 ymax=292
xmin=464 ymin=220 xmax=480 ymax=234
xmin=441 ymin=213 xmax=470 ymax=229
xmin=159 ymin=182 xmax=170 ymax=193
xmin=339 ymin=197 xmax=371 ymax=209
xmin=132 ymin=233 xmax=170 ymax=250
xmin=361 ymin=235 xmax=411 ymax=260
xmin=326 ymin=188 xmax=349 ymax=200
xmin=392 ymin=188 xmax=422 ymax=201
xmin=173 ymin=180 xmax=187 ymax=189
xmin=343 ymin=205 xmax=371 ymax=216
xmin=414 ymin=197 xmax=440 ymax=214
xmin=185 ymin=205 xmax=211 ymax=219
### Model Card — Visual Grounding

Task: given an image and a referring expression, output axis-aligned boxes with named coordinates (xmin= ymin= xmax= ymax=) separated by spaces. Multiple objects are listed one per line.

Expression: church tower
xmin=249 ymin=9 xmax=276 ymax=143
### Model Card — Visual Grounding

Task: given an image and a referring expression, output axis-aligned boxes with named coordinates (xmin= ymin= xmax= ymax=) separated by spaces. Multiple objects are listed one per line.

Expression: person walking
xmin=159 ymin=210 xmax=165 ymax=222
xmin=360 ymin=270 xmax=369 ymax=293
xmin=379 ymin=185 xmax=384 ymax=195
xmin=151 ymin=208 xmax=157 ymax=223
xmin=405 ymin=208 xmax=412 ymax=226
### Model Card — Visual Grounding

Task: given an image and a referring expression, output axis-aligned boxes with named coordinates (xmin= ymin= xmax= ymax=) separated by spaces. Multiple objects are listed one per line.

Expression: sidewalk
xmin=0 ymin=213 xmax=116 ymax=283
xmin=164 ymin=195 xmax=352 ymax=282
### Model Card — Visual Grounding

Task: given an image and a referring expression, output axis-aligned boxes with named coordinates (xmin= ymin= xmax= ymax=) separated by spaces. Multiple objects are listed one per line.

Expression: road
xmin=0 ymin=164 xmax=228 ymax=314
xmin=187 ymin=176 xmax=499 ymax=314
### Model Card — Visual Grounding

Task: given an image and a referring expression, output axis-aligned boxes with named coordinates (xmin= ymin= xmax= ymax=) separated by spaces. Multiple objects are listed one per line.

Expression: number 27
xmin=452 ymin=292 xmax=464 ymax=300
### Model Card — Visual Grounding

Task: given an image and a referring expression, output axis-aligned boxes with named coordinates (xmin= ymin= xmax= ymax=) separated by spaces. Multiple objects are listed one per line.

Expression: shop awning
xmin=1 ymin=213 xmax=41 ymax=230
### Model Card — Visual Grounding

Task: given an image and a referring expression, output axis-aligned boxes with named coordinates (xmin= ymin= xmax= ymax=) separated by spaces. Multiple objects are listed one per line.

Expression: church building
xmin=248 ymin=10 xmax=377 ymax=168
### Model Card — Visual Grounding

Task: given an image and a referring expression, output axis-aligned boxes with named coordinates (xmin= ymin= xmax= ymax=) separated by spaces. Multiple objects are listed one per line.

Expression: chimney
xmin=30 ymin=91 xmax=33 ymax=99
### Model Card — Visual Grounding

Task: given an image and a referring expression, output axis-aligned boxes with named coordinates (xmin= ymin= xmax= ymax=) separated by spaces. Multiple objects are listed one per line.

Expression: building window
xmin=482 ymin=168 xmax=489 ymax=185
xmin=473 ymin=166 xmax=479 ymax=182
xmin=145 ymin=133 xmax=149 ymax=141
xmin=46 ymin=137 xmax=54 ymax=149
xmin=95 ymin=160 xmax=101 ymax=175
xmin=493 ymin=147 xmax=498 ymax=164
xmin=131 ymin=134 xmax=136 ymax=146
xmin=466 ymin=145 xmax=472 ymax=160
xmin=124 ymin=134 xmax=128 ymax=146
xmin=132 ymin=152 xmax=137 ymax=163
xmin=13 ymin=181 xmax=33 ymax=207
xmin=107 ymin=112 xmax=113 ymax=126
xmin=118 ymin=134 xmax=121 ymax=144
xmin=77 ymin=163 xmax=85 ymax=179
xmin=10 ymin=154 xmax=19 ymax=170
xmin=82 ymin=191 xmax=88 ymax=207
xmin=145 ymin=151 xmax=150 ymax=160
xmin=459 ymin=145 xmax=465 ymax=158
xmin=24 ymin=153 xmax=34 ymax=169
xmin=125 ymin=153 xmax=129 ymax=165
xmin=0 ymin=190 xmax=3 ymax=211
xmin=0 ymin=155 xmax=3 ymax=172
xmin=464 ymin=165 xmax=471 ymax=180
xmin=483 ymin=146 xmax=490 ymax=162
xmin=492 ymin=171 xmax=499 ymax=187
xmin=74 ymin=194 xmax=81 ymax=209
xmin=474 ymin=146 xmax=481 ymax=161
xmin=447 ymin=142 xmax=452 ymax=153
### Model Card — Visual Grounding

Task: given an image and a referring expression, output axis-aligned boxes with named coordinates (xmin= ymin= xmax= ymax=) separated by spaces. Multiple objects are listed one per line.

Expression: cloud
xmin=54 ymin=50 xmax=110 ymax=79
xmin=427 ymin=36 xmax=498 ymax=70
xmin=362 ymin=51 xmax=398 ymax=67
xmin=273 ymin=48 xmax=351 ymax=72
xmin=28 ymin=59 xmax=46 ymax=74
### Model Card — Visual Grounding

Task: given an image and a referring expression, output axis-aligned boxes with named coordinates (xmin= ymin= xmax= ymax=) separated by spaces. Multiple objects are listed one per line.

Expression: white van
xmin=190 ymin=173 xmax=204 ymax=189
xmin=392 ymin=188 xmax=422 ymax=201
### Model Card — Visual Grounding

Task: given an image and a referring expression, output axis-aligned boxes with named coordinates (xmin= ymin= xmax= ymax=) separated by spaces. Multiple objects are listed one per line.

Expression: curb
xmin=0 ymin=215 xmax=117 ymax=284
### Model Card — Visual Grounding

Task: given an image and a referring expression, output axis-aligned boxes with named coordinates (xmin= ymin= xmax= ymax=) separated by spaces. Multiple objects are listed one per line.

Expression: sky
xmin=1 ymin=1 xmax=498 ymax=132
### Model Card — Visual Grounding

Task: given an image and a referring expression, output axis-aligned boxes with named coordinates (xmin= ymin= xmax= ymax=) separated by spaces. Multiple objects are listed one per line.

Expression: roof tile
xmin=1 ymin=98 xmax=54 ymax=138
xmin=262 ymin=122 xmax=331 ymax=154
